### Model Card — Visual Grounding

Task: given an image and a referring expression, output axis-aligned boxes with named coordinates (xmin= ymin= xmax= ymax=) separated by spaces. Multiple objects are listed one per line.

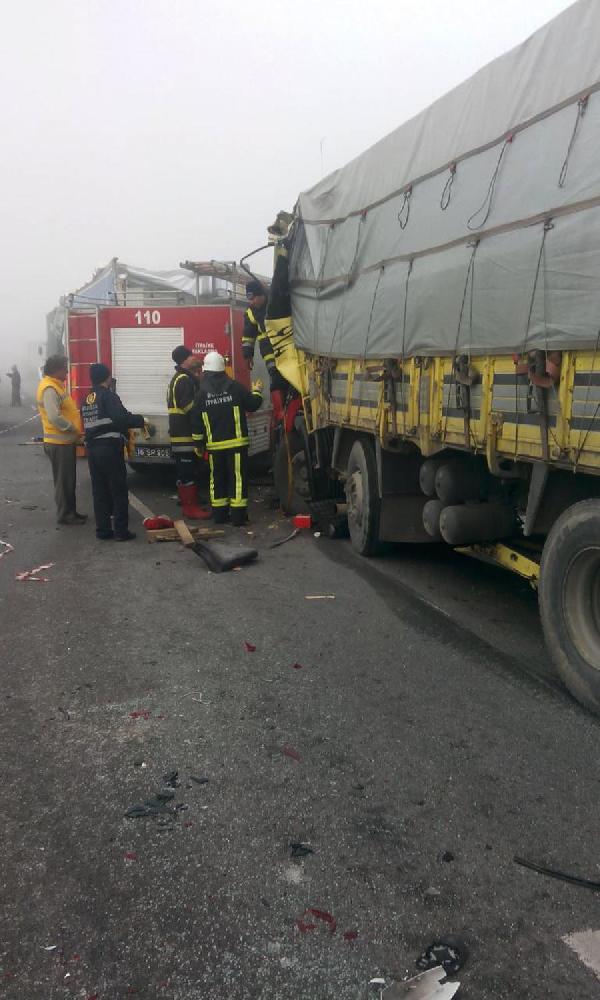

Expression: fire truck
xmin=59 ymin=260 xmax=271 ymax=469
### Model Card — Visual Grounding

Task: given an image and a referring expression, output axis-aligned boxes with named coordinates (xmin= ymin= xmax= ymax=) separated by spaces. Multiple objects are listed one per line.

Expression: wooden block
xmin=175 ymin=519 xmax=201 ymax=547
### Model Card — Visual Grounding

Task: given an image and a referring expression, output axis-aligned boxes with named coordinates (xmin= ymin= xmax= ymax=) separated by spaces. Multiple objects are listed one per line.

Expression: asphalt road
xmin=1 ymin=404 xmax=600 ymax=1000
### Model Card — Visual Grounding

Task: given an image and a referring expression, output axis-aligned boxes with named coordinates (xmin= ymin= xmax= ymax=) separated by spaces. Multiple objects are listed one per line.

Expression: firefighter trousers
xmin=208 ymin=446 xmax=248 ymax=525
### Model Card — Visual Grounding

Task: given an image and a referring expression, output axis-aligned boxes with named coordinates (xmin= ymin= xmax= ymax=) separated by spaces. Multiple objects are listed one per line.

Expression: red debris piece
xmin=183 ymin=821 xmax=194 ymax=828
xmin=343 ymin=930 xmax=359 ymax=941
xmin=244 ymin=641 xmax=256 ymax=652
xmin=71 ymin=953 xmax=81 ymax=961
xmin=296 ymin=908 xmax=337 ymax=934
xmin=129 ymin=710 xmax=150 ymax=720
xmin=158 ymin=981 xmax=169 ymax=989
xmin=306 ymin=908 xmax=337 ymax=933
xmin=124 ymin=852 xmax=137 ymax=862
xmin=296 ymin=918 xmax=317 ymax=933
xmin=291 ymin=662 xmax=303 ymax=670
xmin=283 ymin=744 xmax=301 ymax=762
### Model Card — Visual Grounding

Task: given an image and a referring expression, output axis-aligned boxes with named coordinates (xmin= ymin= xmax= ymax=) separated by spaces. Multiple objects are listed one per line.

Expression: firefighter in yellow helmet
xmin=190 ymin=351 xmax=262 ymax=525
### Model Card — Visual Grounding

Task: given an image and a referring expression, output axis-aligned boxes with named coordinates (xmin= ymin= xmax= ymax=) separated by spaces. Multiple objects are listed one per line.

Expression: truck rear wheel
xmin=539 ymin=499 xmax=600 ymax=714
xmin=345 ymin=439 xmax=380 ymax=556
xmin=273 ymin=429 xmax=311 ymax=515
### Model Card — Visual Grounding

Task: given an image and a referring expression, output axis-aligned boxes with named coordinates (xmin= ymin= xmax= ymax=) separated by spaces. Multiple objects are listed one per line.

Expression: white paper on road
xmin=563 ymin=929 xmax=600 ymax=980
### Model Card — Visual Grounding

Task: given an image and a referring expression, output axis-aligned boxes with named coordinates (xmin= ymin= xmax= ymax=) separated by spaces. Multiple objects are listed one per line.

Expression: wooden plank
xmin=174 ymin=519 xmax=201 ymax=547
xmin=146 ymin=526 xmax=224 ymax=543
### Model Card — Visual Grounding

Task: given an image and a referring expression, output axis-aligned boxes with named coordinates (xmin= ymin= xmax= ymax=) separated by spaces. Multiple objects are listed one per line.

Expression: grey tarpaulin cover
xmin=291 ymin=0 xmax=600 ymax=359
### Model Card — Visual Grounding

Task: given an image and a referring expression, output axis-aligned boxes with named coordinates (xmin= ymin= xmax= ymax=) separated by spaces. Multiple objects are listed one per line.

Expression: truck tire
xmin=273 ymin=429 xmax=311 ymax=515
xmin=345 ymin=439 xmax=380 ymax=556
xmin=539 ymin=499 xmax=600 ymax=714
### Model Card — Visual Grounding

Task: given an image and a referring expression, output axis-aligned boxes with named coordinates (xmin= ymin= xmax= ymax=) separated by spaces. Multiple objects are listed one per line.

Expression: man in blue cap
xmin=80 ymin=363 xmax=151 ymax=541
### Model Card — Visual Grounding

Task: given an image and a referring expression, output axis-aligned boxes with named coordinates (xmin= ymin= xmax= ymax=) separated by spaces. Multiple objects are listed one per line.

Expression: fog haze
xmin=0 ymin=0 xmax=573 ymax=381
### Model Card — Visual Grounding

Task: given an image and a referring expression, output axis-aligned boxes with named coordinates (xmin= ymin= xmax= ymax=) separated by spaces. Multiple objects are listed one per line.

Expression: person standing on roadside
xmin=190 ymin=351 xmax=262 ymax=525
xmin=6 ymin=365 xmax=21 ymax=406
xmin=36 ymin=356 xmax=87 ymax=526
xmin=81 ymin=363 xmax=151 ymax=541
xmin=167 ymin=345 xmax=210 ymax=520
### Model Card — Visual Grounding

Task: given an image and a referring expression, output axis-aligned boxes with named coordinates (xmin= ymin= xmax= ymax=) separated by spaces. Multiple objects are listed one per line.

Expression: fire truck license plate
xmin=134 ymin=446 xmax=171 ymax=458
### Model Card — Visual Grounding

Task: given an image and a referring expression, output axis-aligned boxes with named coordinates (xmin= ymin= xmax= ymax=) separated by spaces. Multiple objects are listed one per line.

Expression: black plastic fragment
xmin=290 ymin=842 xmax=314 ymax=859
xmin=416 ymin=939 xmax=467 ymax=974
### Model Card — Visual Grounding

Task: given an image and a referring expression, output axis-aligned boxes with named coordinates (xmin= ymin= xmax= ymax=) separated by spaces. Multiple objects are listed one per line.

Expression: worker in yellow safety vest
xmin=242 ymin=280 xmax=277 ymax=377
xmin=36 ymin=355 xmax=87 ymax=525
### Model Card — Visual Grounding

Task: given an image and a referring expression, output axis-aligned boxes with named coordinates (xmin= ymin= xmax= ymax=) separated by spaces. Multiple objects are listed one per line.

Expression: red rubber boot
xmin=177 ymin=483 xmax=211 ymax=520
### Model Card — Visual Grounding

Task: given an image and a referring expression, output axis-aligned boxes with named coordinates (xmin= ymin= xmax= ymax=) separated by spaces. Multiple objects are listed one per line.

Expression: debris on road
xmin=296 ymin=908 xmax=337 ymax=934
xmin=129 ymin=709 xmax=151 ymax=720
xmin=293 ymin=514 xmax=312 ymax=529
xmin=282 ymin=744 xmax=301 ymax=762
xmin=124 ymin=852 xmax=138 ymax=862
xmin=416 ymin=939 xmax=467 ymax=974
xmin=268 ymin=528 xmax=300 ymax=549
xmin=343 ymin=929 xmax=359 ymax=941
xmin=0 ymin=539 xmax=14 ymax=560
xmin=371 ymin=967 xmax=461 ymax=999
xmin=290 ymin=842 xmax=314 ymax=859
xmin=514 ymin=855 xmax=600 ymax=890
xmin=189 ymin=775 xmax=209 ymax=785
xmin=441 ymin=851 xmax=455 ymax=863
xmin=423 ymin=886 xmax=442 ymax=898
xmin=192 ymin=537 xmax=258 ymax=572
xmin=291 ymin=662 xmax=303 ymax=670
xmin=244 ymin=641 xmax=257 ymax=652
xmin=162 ymin=770 xmax=180 ymax=788
xmin=15 ymin=562 xmax=54 ymax=582
xmin=305 ymin=594 xmax=335 ymax=600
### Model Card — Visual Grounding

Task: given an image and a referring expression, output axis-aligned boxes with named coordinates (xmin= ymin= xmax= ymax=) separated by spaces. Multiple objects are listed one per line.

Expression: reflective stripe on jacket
xmin=190 ymin=371 xmax=262 ymax=452
xmin=167 ymin=368 xmax=197 ymax=452
xmin=36 ymin=376 xmax=81 ymax=445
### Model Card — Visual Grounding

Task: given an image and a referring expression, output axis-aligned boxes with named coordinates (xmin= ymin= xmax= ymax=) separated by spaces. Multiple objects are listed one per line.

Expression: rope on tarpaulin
xmin=558 ymin=95 xmax=589 ymax=188
xmin=440 ymin=162 xmax=457 ymax=211
xmin=467 ymin=135 xmax=513 ymax=231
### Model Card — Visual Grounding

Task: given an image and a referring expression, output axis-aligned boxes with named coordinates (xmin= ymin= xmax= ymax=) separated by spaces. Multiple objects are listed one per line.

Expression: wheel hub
xmin=347 ymin=470 xmax=364 ymax=528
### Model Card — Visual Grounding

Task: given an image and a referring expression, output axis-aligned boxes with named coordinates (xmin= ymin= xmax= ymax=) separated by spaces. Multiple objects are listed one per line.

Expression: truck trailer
xmin=266 ymin=0 xmax=600 ymax=714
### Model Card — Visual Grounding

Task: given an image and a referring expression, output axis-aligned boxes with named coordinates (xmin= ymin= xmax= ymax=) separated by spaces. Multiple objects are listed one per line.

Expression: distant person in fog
xmin=6 ymin=365 xmax=21 ymax=406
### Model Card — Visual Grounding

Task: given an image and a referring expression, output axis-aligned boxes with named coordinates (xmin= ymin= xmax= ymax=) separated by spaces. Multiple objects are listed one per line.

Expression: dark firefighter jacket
xmin=167 ymin=367 xmax=198 ymax=453
xmin=190 ymin=372 xmax=262 ymax=451
xmin=81 ymin=385 xmax=144 ymax=446
xmin=241 ymin=302 xmax=276 ymax=369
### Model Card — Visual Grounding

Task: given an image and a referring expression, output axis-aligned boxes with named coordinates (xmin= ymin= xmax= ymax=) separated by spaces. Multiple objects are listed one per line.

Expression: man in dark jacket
xmin=6 ymin=365 xmax=21 ymax=406
xmin=190 ymin=351 xmax=262 ymax=525
xmin=81 ymin=363 xmax=149 ymax=541
xmin=167 ymin=345 xmax=210 ymax=519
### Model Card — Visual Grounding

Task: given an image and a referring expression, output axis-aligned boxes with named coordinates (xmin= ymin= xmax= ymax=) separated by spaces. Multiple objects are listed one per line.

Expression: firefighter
xmin=242 ymin=280 xmax=277 ymax=378
xmin=190 ymin=351 xmax=263 ymax=525
xmin=81 ymin=363 xmax=150 ymax=541
xmin=167 ymin=345 xmax=210 ymax=520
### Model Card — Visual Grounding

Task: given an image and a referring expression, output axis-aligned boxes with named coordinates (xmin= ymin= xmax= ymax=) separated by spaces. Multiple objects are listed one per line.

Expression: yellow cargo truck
xmin=267 ymin=0 xmax=600 ymax=714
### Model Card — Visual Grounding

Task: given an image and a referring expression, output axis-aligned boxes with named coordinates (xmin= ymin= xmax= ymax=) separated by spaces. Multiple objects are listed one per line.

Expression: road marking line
xmin=0 ymin=413 xmax=40 ymax=436
xmin=563 ymin=930 xmax=600 ymax=980
xmin=128 ymin=490 xmax=155 ymax=521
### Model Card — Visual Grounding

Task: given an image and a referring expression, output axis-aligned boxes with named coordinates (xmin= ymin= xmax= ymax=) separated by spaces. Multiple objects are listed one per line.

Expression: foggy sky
xmin=0 ymin=0 xmax=573 ymax=366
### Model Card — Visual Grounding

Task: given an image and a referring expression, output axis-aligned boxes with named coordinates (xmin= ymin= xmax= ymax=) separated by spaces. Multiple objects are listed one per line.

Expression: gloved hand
xmin=143 ymin=420 xmax=156 ymax=437
xmin=193 ymin=447 xmax=205 ymax=459
xmin=252 ymin=379 xmax=264 ymax=393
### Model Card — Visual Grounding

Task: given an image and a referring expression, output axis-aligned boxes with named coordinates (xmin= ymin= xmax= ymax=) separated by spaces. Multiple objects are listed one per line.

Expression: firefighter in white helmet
xmin=190 ymin=351 xmax=263 ymax=525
